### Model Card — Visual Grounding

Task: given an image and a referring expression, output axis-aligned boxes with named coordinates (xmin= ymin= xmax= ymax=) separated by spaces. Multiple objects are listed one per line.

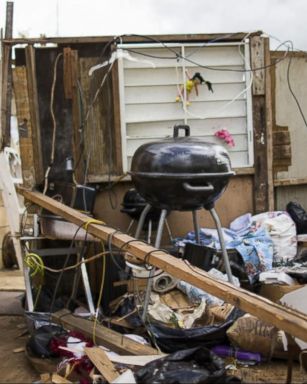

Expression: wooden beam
xmin=251 ymin=36 xmax=274 ymax=213
xmin=3 ymin=32 xmax=262 ymax=46
xmin=52 ymin=309 xmax=159 ymax=355
xmin=264 ymin=37 xmax=274 ymax=211
xmin=250 ymin=36 xmax=265 ymax=95
xmin=1 ymin=2 xmax=14 ymax=148
xmin=18 ymin=188 xmax=307 ymax=343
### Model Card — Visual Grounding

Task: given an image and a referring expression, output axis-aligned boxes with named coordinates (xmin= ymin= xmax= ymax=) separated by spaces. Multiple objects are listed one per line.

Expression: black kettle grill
xmin=129 ymin=125 xmax=236 ymax=321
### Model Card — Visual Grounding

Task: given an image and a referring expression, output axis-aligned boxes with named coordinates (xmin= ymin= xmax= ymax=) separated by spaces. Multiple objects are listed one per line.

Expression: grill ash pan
xmin=129 ymin=125 xmax=235 ymax=211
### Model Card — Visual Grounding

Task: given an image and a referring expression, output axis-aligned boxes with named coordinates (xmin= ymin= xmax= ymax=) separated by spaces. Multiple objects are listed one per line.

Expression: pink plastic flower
xmin=214 ymin=129 xmax=235 ymax=147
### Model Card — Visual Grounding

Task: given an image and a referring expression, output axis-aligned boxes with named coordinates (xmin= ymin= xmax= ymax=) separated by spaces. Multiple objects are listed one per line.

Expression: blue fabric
xmin=176 ymin=226 xmax=274 ymax=282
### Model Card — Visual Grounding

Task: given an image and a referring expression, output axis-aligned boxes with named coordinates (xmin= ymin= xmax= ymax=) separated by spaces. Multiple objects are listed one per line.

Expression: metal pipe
xmin=209 ymin=207 xmax=234 ymax=284
xmin=142 ymin=209 xmax=168 ymax=322
xmin=192 ymin=210 xmax=200 ymax=244
xmin=134 ymin=203 xmax=151 ymax=239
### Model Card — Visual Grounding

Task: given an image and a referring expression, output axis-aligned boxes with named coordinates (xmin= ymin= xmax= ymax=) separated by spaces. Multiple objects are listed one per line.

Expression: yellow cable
xmin=83 ymin=219 xmax=105 ymax=232
xmin=24 ymin=253 xmax=45 ymax=310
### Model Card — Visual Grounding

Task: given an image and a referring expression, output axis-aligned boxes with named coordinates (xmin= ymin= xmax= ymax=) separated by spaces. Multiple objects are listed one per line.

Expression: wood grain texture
xmin=52 ymin=309 xmax=159 ymax=355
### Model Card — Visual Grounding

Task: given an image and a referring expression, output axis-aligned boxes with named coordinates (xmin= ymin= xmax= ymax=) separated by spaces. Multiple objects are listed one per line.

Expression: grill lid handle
xmin=183 ymin=182 xmax=214 ymax=192
xmin=173 ymin=125 xmax=190 ymax=138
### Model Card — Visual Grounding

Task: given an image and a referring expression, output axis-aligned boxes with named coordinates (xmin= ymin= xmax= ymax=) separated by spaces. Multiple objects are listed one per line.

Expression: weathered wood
xmin=25 ymin=45 xmax=44 ymax=183
xmin=1 ymin=2 xmax=14 ymax=148
xmin=52 ymin=309 xmax=160 ymax=355
xmin=85 ymin=347 xmax=119 ymax=382
xmin=70 ymin=49 xmax=84 ymax=183
xmin=273 ymin=130 xmax=291 ymax=146
xmin=264 ymin=37 xmax=274 ymax=211
xmin=111 ymin=58 xmax=123 ymax=174
xmin=3 ymin=32 xmax=261 ymax=46
xmin=250 ymin=36 xmax=265 ymax=95
xmin=19 ymin=188 xmax=307 ymax=343
xmin=1 ymin=43 xmax=12 ymax=148
xmin=252 ymin=96 xmax=268 ymax=213
xmin=274 ymin=177 xmax=307 ymax=187
xmin=63 ymin=48 xmax=73 ymax=99
xmin=12 ymin=66 xmax=36 ymax=188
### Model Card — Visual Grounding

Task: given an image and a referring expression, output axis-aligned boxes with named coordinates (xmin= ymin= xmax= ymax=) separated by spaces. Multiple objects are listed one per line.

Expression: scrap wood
xmin=51 ymin=374 xmax=72 ymax=384
xmin=85 ymin=347 xmax=119 ymax=382
xmin=19 ymin=188 xmax=307 ymax=343
xmin=52 ymin=309 xmax=160 ymax=356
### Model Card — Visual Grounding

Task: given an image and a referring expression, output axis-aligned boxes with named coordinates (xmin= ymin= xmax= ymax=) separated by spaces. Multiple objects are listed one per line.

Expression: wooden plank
xmin=274 ymin=177 xmax=307 ymax=187
xmin=250 ymin=36 xmax=265 ymax=95
xmin=19 ymin=188 xmax=307 ymax=343
xmin=3 ymin=32 xmax=260 ymax=46
xmin=52 ymin=309 xmax=160 ymax=355
xmin=63 ymin=48 xmax=73 ymax=99
xmin=25 ymin=45 xmax=44 ymax=183
xmin=252 ymin=96 xmax=268 ymax=213
xmin=70 ymin=49 xmax=84 ymax=183
xmin=85 ymin=347 xmax=119 ymax=382
xmin=12 ymin=66 xmax=36 ymax=188
xmin=1 ymin=43 xmax=12 ymax=148
xmin=264 ymin=37 xmax=274 ymax=211
xmin=1 ymin=2 xmax=14 ymax=148
xmin=111 ymin=58 xmax=123 ymax=174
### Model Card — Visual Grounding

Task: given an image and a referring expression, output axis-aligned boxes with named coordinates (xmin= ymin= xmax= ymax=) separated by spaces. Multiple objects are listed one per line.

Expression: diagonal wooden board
xmin=19 ymin=188 xmax=307 ymax=343
xmin=52 ymin=309 xmax=159 ymax=356
xmin=85 ymin=347 xmax=119 ymax=382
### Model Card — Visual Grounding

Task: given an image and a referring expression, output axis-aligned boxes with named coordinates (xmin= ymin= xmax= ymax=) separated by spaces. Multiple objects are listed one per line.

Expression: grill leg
xmin=209 ymin=207 xmax=234 ymax=284
xmin=142 ymin=208 xmax=168 ymax=322
xmin=192 ymin=210 xmax=200 ymax=244
xmin=135 ymin=203 xmax=152 ymax=239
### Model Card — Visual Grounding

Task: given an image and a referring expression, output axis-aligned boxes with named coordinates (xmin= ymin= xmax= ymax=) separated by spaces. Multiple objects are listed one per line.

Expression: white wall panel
xmin=118 ymin=42 xmax=253 ymax=171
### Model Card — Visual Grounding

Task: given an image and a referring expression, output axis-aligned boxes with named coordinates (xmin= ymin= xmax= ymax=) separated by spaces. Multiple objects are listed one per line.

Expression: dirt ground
xmin=0 ymin=315 xmax=39 ymax=383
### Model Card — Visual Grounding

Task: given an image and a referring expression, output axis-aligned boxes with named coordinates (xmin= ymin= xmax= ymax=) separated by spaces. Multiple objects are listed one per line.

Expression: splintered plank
xmin=85 ymin=347 xmax=119 ymax=382
xmin=51 ymin=309 xmax=159 ymax=356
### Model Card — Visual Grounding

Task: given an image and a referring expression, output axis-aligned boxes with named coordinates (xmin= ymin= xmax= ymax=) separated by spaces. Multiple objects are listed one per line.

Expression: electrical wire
xmin=43 ymin=52 xmax=63 ymax=195
xmin=92 ymin=241 xmax=106 ymax=345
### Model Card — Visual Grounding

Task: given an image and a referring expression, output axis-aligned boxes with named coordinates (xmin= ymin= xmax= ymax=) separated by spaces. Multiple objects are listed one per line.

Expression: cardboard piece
xmin=259 ymin=284 xmax=303 ymax=303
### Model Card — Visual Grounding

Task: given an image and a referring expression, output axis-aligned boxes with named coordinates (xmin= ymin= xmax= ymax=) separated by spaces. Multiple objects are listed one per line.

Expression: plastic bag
xmin=135 ymin=346 xmax=241 ymax=384
xmin=286 ymin=201 xmax=307 ymax=234
xmin=27 ymin=325 xmax=67 ymax=358
xmin=147 ymin=307 xmax=243 ymax=353
xmin=252 ymin=211 xmax=297 ymax=264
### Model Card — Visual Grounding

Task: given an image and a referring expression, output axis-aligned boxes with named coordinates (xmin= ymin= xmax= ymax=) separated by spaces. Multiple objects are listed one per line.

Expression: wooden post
xmin=17 ymin=188 xmax=307 ymax=343
xmin=1 ymin=1 xmax=14 ymax=148
xmin=251 ymin=36 xmax=274 ymax=213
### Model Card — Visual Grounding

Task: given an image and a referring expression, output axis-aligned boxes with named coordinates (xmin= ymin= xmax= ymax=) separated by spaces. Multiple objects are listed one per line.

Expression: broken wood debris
xmin=85 ymin=347 xmax=119 ymax=382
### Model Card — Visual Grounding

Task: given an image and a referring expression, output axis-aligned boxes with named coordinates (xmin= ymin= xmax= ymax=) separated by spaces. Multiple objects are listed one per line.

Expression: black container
xmin=121 ymin=188 xmax=163 ymax=222
xmin=130 ymin=125 xmax=234 ymax=211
